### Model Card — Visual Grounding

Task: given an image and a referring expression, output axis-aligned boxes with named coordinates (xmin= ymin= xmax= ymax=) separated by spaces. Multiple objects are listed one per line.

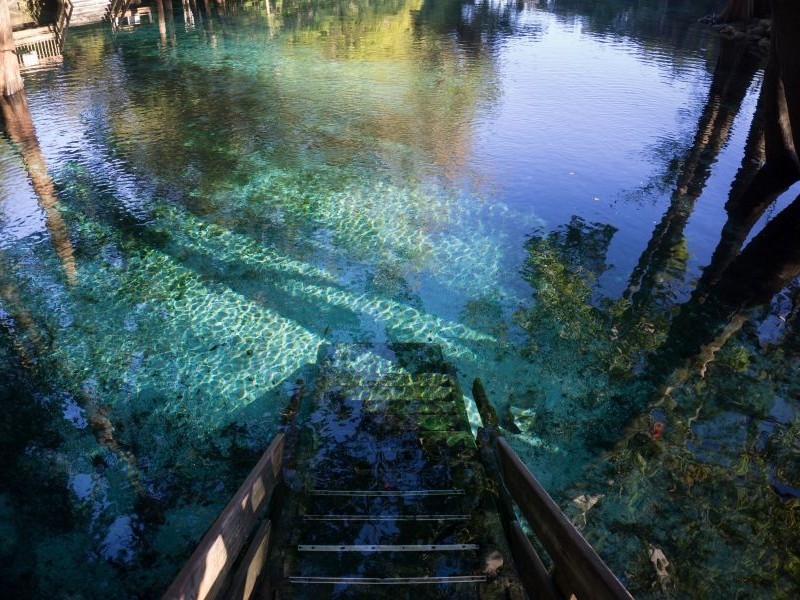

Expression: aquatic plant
xmin=511 ymin=213 xmax=800 ymax=597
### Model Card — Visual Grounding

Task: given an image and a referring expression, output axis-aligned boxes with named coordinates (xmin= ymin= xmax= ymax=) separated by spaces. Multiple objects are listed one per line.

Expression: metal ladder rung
xmin=309 ymin=489 xmax=464 ymax=497
xmin=303 ymin=514 xmax=469 ymax=522
xmin=289 ymin=575 xmax=487 ymax=585
xmin=297 ymin=543 xmax=479 ymax=552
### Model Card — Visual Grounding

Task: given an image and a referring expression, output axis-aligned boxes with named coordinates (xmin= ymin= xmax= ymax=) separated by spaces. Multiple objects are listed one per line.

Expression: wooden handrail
xmin=163 ymin=432 xmax=285 ymax=600
xmin=496 ymin=437 xmax=632 ymax=600
xmin=472 ymin=379 xmax=631 ymax=600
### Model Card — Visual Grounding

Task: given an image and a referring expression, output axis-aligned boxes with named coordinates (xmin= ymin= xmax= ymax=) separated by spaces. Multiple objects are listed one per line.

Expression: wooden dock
xmin=164 ymin=344 xmax=633 ymax=600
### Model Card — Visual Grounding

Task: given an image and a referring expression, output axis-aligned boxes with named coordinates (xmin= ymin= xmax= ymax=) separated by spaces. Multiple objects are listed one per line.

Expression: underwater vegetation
xmin=516 ymin=217 xmax=800 ymax=597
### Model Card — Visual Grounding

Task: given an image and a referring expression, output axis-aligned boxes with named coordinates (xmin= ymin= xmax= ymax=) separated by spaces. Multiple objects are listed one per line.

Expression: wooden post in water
xmin=0 ymin=0 xmax=24 ymax=97
xmin=155 ymin=0 xmax=168 ymax=46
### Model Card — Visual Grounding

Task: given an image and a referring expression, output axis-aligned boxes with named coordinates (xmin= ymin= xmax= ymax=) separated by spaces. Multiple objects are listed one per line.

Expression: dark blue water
xmin=1 ymin=0 xmax=799 ymax=596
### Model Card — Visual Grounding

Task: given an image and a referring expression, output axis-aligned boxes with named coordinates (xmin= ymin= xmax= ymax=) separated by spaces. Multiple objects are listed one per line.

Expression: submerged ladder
xmin=164 ymin=344 xmax=633 ymax=600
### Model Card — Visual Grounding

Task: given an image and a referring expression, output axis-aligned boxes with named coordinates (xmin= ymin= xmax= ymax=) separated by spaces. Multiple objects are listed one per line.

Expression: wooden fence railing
xmin=106 ymin=0 xmax=133 ymax=31
xmin=13 ymin=28 xmax=61 ymax=68
xmin=163 ymin=432 xmax=285 ymax=600
xmin=13 ymin=0 xmax=72 ymax=70
xmin=473 ymin=379 xmax=633 ymax=600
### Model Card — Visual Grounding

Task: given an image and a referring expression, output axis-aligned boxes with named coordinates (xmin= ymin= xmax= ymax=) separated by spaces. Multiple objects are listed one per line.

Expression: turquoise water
xmin=1 ymin=0 xmax=799 ymax=596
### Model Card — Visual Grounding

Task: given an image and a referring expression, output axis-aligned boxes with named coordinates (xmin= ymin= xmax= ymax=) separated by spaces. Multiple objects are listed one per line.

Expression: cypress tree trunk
xmin=0 ymin=0 xmax=24 ymax=97
xmin=772 ymin=0 xmax=800 ymax=168
xmin=719 ymin=0 xmax=771 ymax=22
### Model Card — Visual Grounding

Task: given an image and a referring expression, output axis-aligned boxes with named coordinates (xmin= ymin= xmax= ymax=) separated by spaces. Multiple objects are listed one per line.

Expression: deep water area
xmin=1 ymin=0 xmax=799 ymax=597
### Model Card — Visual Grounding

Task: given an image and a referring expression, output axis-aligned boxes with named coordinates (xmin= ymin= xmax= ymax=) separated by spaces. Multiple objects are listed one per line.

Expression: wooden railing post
xmin=477 ymin=424 xmax=561 ymax=600
xmin=472 ymin=378 xmax=498 ymax=427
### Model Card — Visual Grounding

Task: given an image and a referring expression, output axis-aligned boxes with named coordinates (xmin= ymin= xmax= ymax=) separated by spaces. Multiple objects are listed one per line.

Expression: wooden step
xmin=301 ymin=489 xmax=481 ymax=519
xmin=294 ymin=517 xmax=474 ymax=546
xmin=287 ymin=547 xmax=484 ymax=580
xmin=280 ymin=545 xmax=490 ymax=599
xmin=307 ymin=463 xmax=480 ymax=493
xmin=279 ymin=578 xmax=486 ymax=599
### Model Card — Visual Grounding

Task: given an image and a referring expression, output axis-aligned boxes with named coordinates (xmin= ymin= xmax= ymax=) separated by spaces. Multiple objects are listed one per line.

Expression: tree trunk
xmin=771 ymin=0 xmax=800 ymax=169
xmin=719 ymin=0 xmax=771 ymax=22
xmin=0 ymin=0 xmax=24 ymax=97
xmin=646 ymin=192 xmax=800 ymax=388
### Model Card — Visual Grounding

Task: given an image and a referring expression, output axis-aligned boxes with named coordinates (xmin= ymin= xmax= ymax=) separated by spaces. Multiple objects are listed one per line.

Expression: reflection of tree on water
xmin=647 ymin=0 xmax=800 ymax=382
xmin=651 ymin=192 xmax=800 ymax=383
xmin=516 ymin=4 xmax=800 ymax=594
xmin=624 ymin=37 xmax=762 ymax=312
xmin=0 ymin=49 xmax=167 ymax=557
xmin=1 ymin=1 xmax=76 ymax=359
xmin=1 ymin=93 xmax=77 ymax=285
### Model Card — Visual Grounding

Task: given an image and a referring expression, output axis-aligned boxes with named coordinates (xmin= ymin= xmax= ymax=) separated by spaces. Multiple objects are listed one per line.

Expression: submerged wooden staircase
xmin=164 ymin=344 xmax=633 ymax=600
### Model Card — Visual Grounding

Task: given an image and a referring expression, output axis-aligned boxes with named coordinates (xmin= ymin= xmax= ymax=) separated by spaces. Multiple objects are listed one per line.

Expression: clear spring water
xmin=1 ymin=0 xmax=799 ymax=597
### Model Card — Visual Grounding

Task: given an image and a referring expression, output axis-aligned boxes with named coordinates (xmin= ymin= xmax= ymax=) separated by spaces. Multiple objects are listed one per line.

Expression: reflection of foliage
xmin=517 ymin=234 xmax=602 ymax=344
xmin=547 ymin=216 xmax=616 ymax=278
xmin=279 ymin=0 xmax=423 ymax=59
xmin=516 ymin=218 xmax=612 ymax=352
xmin=514 ymin=214 xmax=800 ymax=597
xmin=102 ymin=0 xmax=497 ymax=192
xmin=415 ymin=0 xmax=522 ymax=52
xmin=516 ymin=217 xmax=665 ymax=381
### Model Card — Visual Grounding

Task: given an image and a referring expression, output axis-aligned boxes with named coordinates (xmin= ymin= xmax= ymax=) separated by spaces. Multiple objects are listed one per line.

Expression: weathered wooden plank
xmin=509 ymin=521 xmax=562 ymax=600
xmin=497 ymin=437 xmax=632 ymax=600
xmin=224 ymin=520 xmax=272 ymax=600
xmin=163 ymin=433 xmax=285 ymax=600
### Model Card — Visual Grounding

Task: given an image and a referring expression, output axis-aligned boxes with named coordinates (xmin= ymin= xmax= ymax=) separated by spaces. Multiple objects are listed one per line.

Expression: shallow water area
xmin=1 ymin=0 xmax=799 ymax=597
